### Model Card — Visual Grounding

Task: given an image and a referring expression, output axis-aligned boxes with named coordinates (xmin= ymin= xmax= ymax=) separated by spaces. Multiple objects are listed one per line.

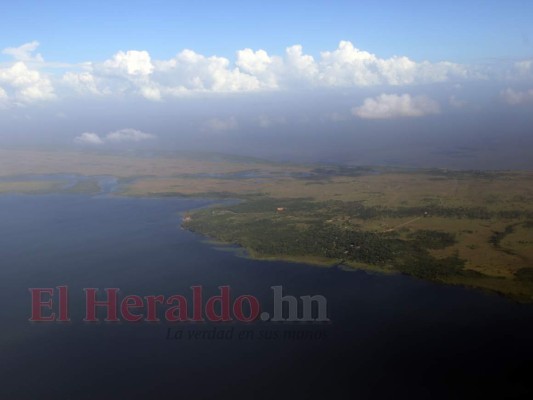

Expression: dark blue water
xmin=0 ymin=195 xmax=532 ymax=399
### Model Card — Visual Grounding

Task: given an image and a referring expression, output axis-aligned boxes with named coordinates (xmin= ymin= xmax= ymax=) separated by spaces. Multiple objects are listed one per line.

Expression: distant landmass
xmin=1 ymin=149 xmax=532 ymax=301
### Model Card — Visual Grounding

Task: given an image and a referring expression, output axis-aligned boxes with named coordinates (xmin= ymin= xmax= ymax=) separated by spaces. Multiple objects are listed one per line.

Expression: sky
xmin=0 ymin=1 xmax=532 ymax=168
xmin=2 ymin=0 xmax=533 ymax=63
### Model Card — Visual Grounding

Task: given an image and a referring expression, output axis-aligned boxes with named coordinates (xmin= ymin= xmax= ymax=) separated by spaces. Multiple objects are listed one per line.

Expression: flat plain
xmin=2 ymin=149 xmax=532 ymax=301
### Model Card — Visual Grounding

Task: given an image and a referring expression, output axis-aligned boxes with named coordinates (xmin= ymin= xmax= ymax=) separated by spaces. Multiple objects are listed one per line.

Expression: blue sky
xmin=2 ymin=0 xmax=533 ymax=63
xmin=1 ymin=0 xmax=533 ymax=163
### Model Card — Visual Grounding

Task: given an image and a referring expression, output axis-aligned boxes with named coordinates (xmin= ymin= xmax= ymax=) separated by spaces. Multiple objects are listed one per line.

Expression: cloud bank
xmin=68 ymin=40 xmax=473 ymax=99
xmin=0 ymin=40 xmax=531 ymax=108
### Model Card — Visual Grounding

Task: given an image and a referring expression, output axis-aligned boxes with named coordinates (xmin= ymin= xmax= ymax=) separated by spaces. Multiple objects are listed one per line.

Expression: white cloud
xmin=1 ymin=40 xmax=54 ymax=103
xmin=501 ymin=88 xmax=533 ymax=105
xmin=105 ymin=128 xmax=156 ymax=142
xmin=75 ymin=48 xmax=265 ymax=100
xmin=139 ymin=85 xmax=161 ymax=101
xmin=2 ymin=41 xmax=44 ymax=63
xmin=74 ymin=128 xmax=156 ymax=145
xmin=98 ymin=50 xmax=160 ymax=100
xmin=318 ymin=41 xmax=468 ymax=86
xmin=284 ymin=45 xmax=318 ymax=82
xmin=235 ymin=48 xmax=279 ymax=89
xmin=74 ymin=132 xmax=104 ymax=145
xmin=0 ymin=61 xmax=55 ymax=102
xmin=58 ymin=41 xmax=473 ymax=101
xmin=102 ymin=50 xmax=154 ymax=76
xmin=233 ymin=41 xmax=466 ymax=89
xmin=62 ymin=71 xmax=102 ymax=95
xmin=236 ymin=48 xmax=273 ymax=75
xmin=157 ymin=49 xmax=263 ymax=92
xmin=0 ymin=40 xmax=525 ymax=107
xmin=352 ymin=93 xmax=440 ymax=119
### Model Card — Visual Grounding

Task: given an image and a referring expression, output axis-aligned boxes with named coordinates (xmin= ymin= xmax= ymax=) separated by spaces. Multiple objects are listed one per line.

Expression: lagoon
xmin=0 ymin=194 xmax=532 ymax=399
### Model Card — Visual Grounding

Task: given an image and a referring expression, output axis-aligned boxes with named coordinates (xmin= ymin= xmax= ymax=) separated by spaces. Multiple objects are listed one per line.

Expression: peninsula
xmin=1 ymin=149 xmax=532 ymax=301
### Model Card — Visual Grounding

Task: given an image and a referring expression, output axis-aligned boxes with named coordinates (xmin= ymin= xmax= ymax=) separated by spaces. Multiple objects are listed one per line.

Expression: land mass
xmin=1 ymin=149 xmax=532 ymax=301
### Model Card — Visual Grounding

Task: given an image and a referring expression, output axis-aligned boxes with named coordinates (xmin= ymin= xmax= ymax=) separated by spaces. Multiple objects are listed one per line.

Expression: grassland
xmin=0 ymin=180 xmax=64 ymax=194
xmin=1 ymin=149 xmax=532 ymax=301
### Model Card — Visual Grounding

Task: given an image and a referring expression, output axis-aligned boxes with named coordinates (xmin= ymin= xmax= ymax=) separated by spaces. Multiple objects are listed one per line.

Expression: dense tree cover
xmin=407 ymin=230 xmax=457 ymax=249
xmin=393 ymin=253 xmax=469 ymax=280
xmin=515 ymin=268 xmax=533 ymax=282
xmin=188 ymin=216 xmax=399 ymax=264
xmin=223 ymin=197 xmax=532 ymax=220
xmin=185 ymin=198 xmax=482 ymax=282
xmin=186 ymin=196 xmax=533 ymax=284
xmin=489 ymin=224 xmax=516 ymax=247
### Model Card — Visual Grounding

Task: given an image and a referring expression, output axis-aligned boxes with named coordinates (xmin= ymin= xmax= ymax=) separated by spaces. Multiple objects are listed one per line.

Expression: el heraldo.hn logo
xmin=29 ymin=285 xmax=330 ymax=323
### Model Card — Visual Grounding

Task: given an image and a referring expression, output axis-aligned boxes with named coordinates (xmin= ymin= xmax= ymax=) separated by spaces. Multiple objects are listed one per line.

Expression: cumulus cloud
xmin=58 ymin=41 xmax=472 ymax=101
xmin=74 ymin=132 xmax=105 ymax=145
xmin=74 ymin=128 xmax=156 ymax=145
xmin=235 ymin=48 xmax=279 ymax=88
xmin=0 ymin=41 xmax=56 ymax=103
xmin=97 ymin=50 xmax=161 ymax=100
xmin=501 ymin=88 xmax=533 ymax=105
xmin=0 ymin=40 xmax=520 ymax=106
xmin=62 ymin=71 xmax=103 ymax=95
xmin=102 ymin=50 xmax=154 ymax=76
xmin=156 ymin=49 xmax=263 ymax=92
xmin=0 ymin=61 xmax=55 ymax=102
xmin=106 ymin=128 xmax=156 ymax=142
xmin=2 ymin=41 xmax=44 ymax=63
xmin=352 ymin=93 xmax=440 ymax=119
xmin=318 ymin=41 xmax=467 ymax=86
xmin=284 ymin=45 xmax=319 ymax=82
xmin=236 ymin=48 xmax=273 ymax=75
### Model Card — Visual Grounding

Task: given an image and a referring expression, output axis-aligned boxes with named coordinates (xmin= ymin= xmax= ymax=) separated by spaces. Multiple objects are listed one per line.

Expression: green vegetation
xmin=1 ymin=149 xmax=532 ymax=301
xmin=184 ymin=194 xmax=533 ymax=302
xmin=490 ymin=224 xmax=517 ymax=248
xmin=185 ymin=198 xmax=473 ymax=279
xmin=188 ymin=199 xmax=499 ymax=274
xmin=406 ymin=230 xmax=456 ymax=249
xmin=394 ymin=253 xmax=473 ymax=280
xmin=515 ymin=268 xmax=533 ymax=282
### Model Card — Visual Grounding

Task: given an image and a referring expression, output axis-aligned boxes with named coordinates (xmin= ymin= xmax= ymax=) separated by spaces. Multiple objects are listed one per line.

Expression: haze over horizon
xmin=1 ymin=1 xmax=532 ymax=168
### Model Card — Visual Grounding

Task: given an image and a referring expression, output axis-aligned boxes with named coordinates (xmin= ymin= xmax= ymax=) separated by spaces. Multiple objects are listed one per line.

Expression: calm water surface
xmin=0 ymin=195 xmax=532 ymax=399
